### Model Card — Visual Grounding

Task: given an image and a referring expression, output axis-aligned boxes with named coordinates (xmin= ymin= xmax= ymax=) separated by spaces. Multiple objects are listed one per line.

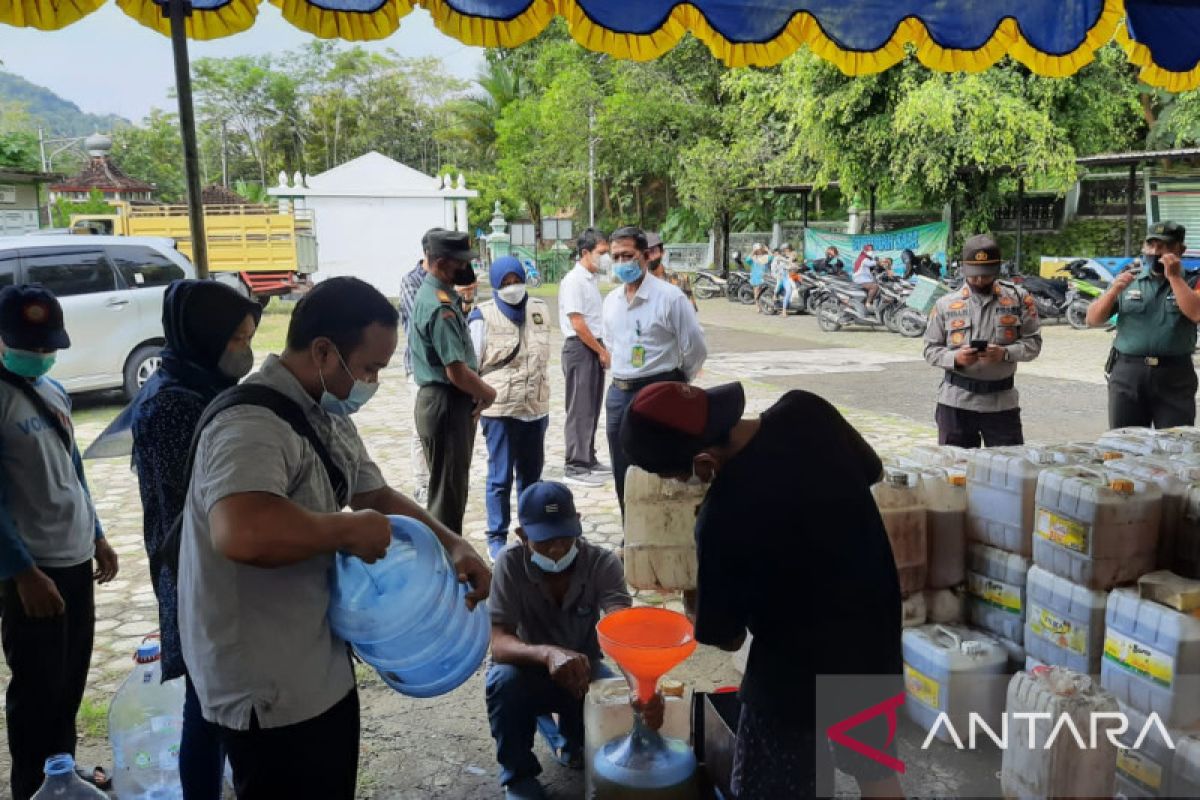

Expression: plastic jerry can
xmin=966 ymin=446 xmax=1059 ymax=556
xmin=1151 ymin=427 xmax=1200 ymax=456
xmin=1177 ymin=486 xmax=1200 ymax=580
xmin=1096 ymin=428 xmax=1165 ymax=458
xmin=918 ymin=468 xmax=966 ymax=589
xmin=584 ymin=678 xmax=692 ymax=800
xmin=1033 ymin=466 xmax=1161 ymax=590
xmin=966 ymin=544 xmax=1029 ymax=645
xmin=1000 ymin=666 xmax=1119 ymax=800
xmin=1101 ymin=588 xmax=1200 ymax=728
xmin=901 ymin=624 xmax=1007 ymax=742
xmin=902 ymin=592 xmax=927 ymax=628
xmin=622 ymin=467 xmax=708 ymax=592
xmin=924 ymin=588 xmax=964 ymax=625
xmin=872 ymin=467 xmax=927 ymax=596
xmin=1107 ymin=456 xmax=1190 ymax=572
xmin=107 ymin=642 xmax=185 ymax=800
xmin=896 ymin=444 xmax=971 ymax=470
xmin=1114 ymin=702 xmax=1179 ymax=798
xmin=1171 ymin=734 xmax=1200 ymax=799
xmin=1023 ymin=565 xmax=1108 ymax=675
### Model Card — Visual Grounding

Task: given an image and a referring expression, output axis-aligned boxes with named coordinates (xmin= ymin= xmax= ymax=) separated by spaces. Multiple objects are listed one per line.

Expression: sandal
xmin=76 ymin=766 xmax=112 ymax=791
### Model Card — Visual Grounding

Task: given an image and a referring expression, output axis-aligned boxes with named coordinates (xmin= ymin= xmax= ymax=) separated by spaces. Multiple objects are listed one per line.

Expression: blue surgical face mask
xmin=319 ymin=349 xmax=378 ymax=416
xmin=2 ymin=348 xmax=56 ymax=378
xmin=530 ymin=542 xmax=578 ymax=573
xmin=613 ymin=260 xmax=643 ymax=284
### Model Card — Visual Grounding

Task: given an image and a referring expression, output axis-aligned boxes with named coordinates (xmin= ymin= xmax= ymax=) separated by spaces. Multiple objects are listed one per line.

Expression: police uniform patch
xmin=22 ymin=303 xmax=47 ymax=324
xmin=532 ymin=312 xmax=544 ymax=325
xmin=999 ymin=296 xmax=1016 ymax=307
xmin=436 ymin=290 xmax=453 ymax=304
xmin=950 ymin=331 xmax=965 ymax=346
xmin=950 ymin=319 xmax=967 ymax=330
xmin=975 ymin=251 xmax=989 ymax=262
xmin=949 ymin=301 xmax=965 ymax=310
xmin=999 ymin=315 xmax=1020 ymax=325
xmin=1003 ymin=328 xmax=1018 ymax=342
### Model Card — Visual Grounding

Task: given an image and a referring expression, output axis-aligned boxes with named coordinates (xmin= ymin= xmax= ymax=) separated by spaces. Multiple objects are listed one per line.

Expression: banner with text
xmin=805 ymin=223 xmax=949 ymax=274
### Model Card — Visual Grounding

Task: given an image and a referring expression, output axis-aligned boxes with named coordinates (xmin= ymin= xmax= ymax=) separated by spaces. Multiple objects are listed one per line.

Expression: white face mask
xmin=596 ymin=254 xmax=613 ymax=273
xmin=496 ymin=284 xmax=527 ymax=305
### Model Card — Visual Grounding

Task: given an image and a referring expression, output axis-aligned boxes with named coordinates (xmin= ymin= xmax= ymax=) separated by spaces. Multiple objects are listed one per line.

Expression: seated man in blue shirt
xmin=486 ymin=481 xmax=656 ymax=800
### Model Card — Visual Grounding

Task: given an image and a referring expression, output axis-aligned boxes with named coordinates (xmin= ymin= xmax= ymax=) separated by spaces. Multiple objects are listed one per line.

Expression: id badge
xmin=631 ymin=344 xmax=646 ymax=368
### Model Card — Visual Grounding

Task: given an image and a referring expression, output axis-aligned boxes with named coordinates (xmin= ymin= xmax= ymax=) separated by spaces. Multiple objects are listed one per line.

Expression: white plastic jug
xmin=1171 ymin=734 xmax=1200 ymax=800
xmin=1024 ymin=565 xmax=1108 ymax=675
xmin=1115 ymin=702 xmax=1178 ymax=798
xmin=1096 ymin=428 xmax=1165 ymax=458
xmin=966 ymin=446 xmax=1060 ymax=556
xmin=918 ymin=467 xmax=966 ymax=589
xmin=622 ymin=466 xmax=707 ymax=592
xmin=1177 ymin=486 xmax=1200 ymax=580
xmin=896 ymin=444 xmax=971 ymax=470
xmin=902 ymin=624 xmax=1007 ymax=742
xmin=1001 ymin=667 xmax=1119 ymax=800
xmin=1107 ymin=456 xmax=1191 ymax=572
xmin=31 ymin=755 xmax=108 ymax=799
xmin=872 ymin=467 xmax=927 ymax=596
xmin=584 ymin=678 xmax=692 ymax=800
xmin=1102 ymin=588 xmax=1200 ymax=728
xmin=902 ymin=592 xmax=927 ymax=628
xmin=1033 ymin=466 xmax=1161 ymax=590
xmin=107 ymin=642 xmax=185 ymax=800
xmin=966 ymin=543 xmax=1029 ymax=645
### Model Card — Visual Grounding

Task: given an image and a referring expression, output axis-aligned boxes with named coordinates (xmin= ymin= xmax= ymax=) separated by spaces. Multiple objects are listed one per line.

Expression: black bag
xmin=157 ymin=384 xmax=349 ymax=579
xmin=0 ymin=367 xmax=72 ymax=450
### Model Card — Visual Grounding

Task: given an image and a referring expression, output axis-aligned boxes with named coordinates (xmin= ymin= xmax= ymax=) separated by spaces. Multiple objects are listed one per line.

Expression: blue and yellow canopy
xmin=2 ymin=0 xmax=1197 ymax=91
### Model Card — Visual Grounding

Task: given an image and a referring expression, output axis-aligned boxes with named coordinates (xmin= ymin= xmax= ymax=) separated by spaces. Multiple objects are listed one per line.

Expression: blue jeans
xmin=481 ymin=417 xmax=549 ymax=547
xmin=181 ymin=674 xmax=225 ymax=799
xmin=486 ymin=661 xmax=614 ymax=787
xmin=775 ymin=277 xmax=794 ymax=310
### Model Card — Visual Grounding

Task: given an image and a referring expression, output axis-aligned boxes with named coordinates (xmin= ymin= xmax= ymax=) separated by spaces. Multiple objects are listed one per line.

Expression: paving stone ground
xmin=0 ymin=292 xmax=1120 ymax=798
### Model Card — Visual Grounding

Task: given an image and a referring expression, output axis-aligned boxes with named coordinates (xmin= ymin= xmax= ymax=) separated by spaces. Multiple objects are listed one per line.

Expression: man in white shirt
xmin=558 ymin=229 xmax=611 ymax=488
xmin=601 ymin=226 xmax=707 ymax=513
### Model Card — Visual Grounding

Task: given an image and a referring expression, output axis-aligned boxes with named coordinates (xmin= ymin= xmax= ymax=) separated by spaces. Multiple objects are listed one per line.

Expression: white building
xmin=269 ymin=152 xmax=477 ymax=297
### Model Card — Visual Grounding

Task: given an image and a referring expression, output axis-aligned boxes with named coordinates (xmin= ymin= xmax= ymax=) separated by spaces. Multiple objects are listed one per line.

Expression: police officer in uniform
xmin=1087 ymin=221 xmax=1200 ymax=429
xmin=410 ymin=229 xmax=497 ymax=533
xmin=924 ymin=234 xmax=1042 ymax=447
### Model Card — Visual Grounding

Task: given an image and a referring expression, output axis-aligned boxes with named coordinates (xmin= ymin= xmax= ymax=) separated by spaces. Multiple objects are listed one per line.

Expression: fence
xmin=1077 ymin=173 xmax=1145 ymax=218
xmin=666 ymin=243 xmax=711 ymax=271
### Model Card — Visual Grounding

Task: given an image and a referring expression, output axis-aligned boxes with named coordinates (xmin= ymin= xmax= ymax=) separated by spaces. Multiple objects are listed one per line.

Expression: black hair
xmin=576 ymin=228 xmax=608 ymax=256
xmin=286 ymin=277 xmax=399 ymax=354
xmin=611 ymin=226 xmax=648 ymax=252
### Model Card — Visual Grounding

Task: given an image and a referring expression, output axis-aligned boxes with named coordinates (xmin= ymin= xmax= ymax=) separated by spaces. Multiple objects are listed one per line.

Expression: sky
xmin=0 ymin=3 xmax=486 ymax=122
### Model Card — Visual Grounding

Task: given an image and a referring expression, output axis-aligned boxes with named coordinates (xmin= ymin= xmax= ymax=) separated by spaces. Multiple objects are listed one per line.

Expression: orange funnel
xmin=597 ymin=608 xmax=697 ymax=704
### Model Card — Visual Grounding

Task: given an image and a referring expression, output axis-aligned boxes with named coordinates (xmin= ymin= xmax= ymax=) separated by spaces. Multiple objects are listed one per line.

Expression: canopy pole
xmin=169 ymin=0 xmax=209 ymax=278
xmin=1125 ymin=163 xmax=1136 ymax=258
xmin=1015 ymin=177 xmax=1024 ymax=272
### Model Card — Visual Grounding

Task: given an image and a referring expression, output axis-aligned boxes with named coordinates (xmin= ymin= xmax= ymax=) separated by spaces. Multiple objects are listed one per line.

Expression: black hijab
xmin=157 ymin=279 xmax=263 ymax=396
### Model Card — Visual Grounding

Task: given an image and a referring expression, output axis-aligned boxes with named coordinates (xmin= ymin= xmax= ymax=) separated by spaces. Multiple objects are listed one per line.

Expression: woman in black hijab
xmin=130 ymin=279 xmax=260 ymax=799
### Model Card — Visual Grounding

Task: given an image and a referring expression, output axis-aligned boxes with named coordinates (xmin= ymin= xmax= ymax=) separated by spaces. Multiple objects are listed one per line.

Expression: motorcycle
xmin=692 ymin=269 xmax=727 ymax=300
xmin=816 ymin=278 xmax=927 ymax=337
xmin=758 ymin=265 xmax=816 ymax=316
xmin=522 ymin=259 xmax=543 ymax=288
xmin=1020 ymin=272 xmax=1071 ymax=323
xmin=1059 ymin=259 xmax=1113 ymax=329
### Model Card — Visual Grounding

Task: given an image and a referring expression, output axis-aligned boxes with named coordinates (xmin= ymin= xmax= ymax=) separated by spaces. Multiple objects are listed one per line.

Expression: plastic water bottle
xmin=30 ymin=754 xmax=108 ymax=799
xmin=329 ymin=515 xmax=489 ymax=698
xmin=108 ymin=641 xmax=185 ymax=799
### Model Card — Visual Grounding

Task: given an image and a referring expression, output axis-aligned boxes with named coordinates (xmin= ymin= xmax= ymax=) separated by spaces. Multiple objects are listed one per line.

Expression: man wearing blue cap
xmin=485 ymin=481 xmax=639 ymax=800
xmin=0 ymin=285 xmax=118 ymax=800
xmin=468 ymin=257 xmax=553 ymax=562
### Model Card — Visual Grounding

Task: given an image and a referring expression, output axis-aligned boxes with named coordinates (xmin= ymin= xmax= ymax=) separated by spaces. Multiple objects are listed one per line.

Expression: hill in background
xmin=0 ymin=70 xmax=130 ymax=137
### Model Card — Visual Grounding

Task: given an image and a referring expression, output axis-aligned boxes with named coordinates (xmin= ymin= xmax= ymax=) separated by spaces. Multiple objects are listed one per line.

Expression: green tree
xmin=111 ymin=109 xmax=186 ymax=202
xmin=51 ymin=188 xmax=114 ymax=227
xmin=0 ymin=130 xmax=39 ymax=170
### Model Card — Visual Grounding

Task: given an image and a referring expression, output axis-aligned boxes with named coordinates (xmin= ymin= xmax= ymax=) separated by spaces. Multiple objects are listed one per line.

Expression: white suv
xmin=0 ymin=235 xmax=195 ymax=398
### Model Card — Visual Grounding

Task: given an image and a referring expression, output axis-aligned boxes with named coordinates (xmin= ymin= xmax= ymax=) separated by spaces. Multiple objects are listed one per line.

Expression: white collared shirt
xmin=558 ymin=263 xmax=604 ymax=339
xmin=602 ymin=273 xmax=707 ymax=381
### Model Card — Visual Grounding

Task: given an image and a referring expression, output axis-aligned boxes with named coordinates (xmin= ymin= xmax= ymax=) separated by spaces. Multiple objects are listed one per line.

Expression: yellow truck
xmin=70 ymin=201 xmax=317 ymax=303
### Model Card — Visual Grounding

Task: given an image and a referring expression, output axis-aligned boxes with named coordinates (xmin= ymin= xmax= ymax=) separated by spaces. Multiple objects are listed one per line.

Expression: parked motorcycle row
xmin=690 ymin=255 xmax=1124 ymax=337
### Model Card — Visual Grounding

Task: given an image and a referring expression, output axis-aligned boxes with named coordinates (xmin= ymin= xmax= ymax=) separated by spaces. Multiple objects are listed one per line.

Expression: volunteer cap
xmin=517 ymin=481 xmax=583 ymax=542
xmin=620 ymin=382 xmax=746 ymax=475
xmin=425 ymin=229 xmax=477 ymax=262
xmin=0 ymin=285 xmax=70 ymax=351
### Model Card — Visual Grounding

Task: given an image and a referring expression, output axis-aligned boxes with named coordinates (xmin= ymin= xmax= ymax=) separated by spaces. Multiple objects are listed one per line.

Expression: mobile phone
xmin=970 ymin=339 xmax=988 ymax=352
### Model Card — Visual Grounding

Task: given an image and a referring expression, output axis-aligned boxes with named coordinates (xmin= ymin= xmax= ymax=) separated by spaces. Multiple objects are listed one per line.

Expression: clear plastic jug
xmin=872 ymin=467 xmax=927 ymax=596
xmin=31 ymin=754 xmax=109 ymax=799
xmin=107 ymin=642 xmax=184 ymax=800
xmin=919 ymin=467 xmax=966 ymax=589
xmin=329 ymin=515 xmax=489 ymax=698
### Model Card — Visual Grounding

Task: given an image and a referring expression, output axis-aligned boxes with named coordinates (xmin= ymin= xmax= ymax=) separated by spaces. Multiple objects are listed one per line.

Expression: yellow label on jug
xmin=904 ymin=664 xmax=940 ymax=710
xmin=967 ymin=572 xmax=1022 ymax=615
xmin=1028 ymin=602 xmax=1088 ymax=656
xmin=1035 ymin=508 xmax=1090 ymax=553
xmin=1104 ymin=629 xmax=1175 ymax=688
xmin=1116 ymin=748 xmax=1164 ymax=792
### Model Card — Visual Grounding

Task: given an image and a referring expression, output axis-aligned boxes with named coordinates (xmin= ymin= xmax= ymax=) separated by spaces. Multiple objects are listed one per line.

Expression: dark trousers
xmin=562 ymin=337 xmax=605 ymax=471
xmin=181 ymin=674 xmax=225 ymax=800
xmin=415 ymin=383 xmax=477 ymax=533
xmin=486 ymin=662 xmax=613 ymax=787
xmin=935 ymin=404 xmax=1024 ymax=448
xmin=481 ymin=416 xmax=549 ymax=542
xmin=1108 ymin=360 xmax=1198 ymax=429
xmin=218 ymin=689 xmax=359 ymax=800
xmin=1 ymin=561 xmax=94 ymax=800
xmin=606 ymin=371 xmax=685 ymax=513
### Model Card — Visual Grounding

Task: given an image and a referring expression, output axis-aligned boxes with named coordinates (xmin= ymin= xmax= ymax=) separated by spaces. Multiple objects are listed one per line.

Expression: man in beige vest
xmin=469 ymin=257 xmax=552 ymax=561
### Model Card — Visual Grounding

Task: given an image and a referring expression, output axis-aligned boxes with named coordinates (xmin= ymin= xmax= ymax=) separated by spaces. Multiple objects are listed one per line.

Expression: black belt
xmin=612 ymin=369 xmax=686 ymax=393
xmin=947 ymin=372 xmax=1014 ymax=394
xmin=1114 ymin=352 xmax=1193 ymax=368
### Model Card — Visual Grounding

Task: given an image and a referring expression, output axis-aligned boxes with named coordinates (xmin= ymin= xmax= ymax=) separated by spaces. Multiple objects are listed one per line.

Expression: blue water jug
xmin=329 ymin=515 xmax=489 ymax=698
xmin=31 ymin=754 xmax=108 ymax=799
